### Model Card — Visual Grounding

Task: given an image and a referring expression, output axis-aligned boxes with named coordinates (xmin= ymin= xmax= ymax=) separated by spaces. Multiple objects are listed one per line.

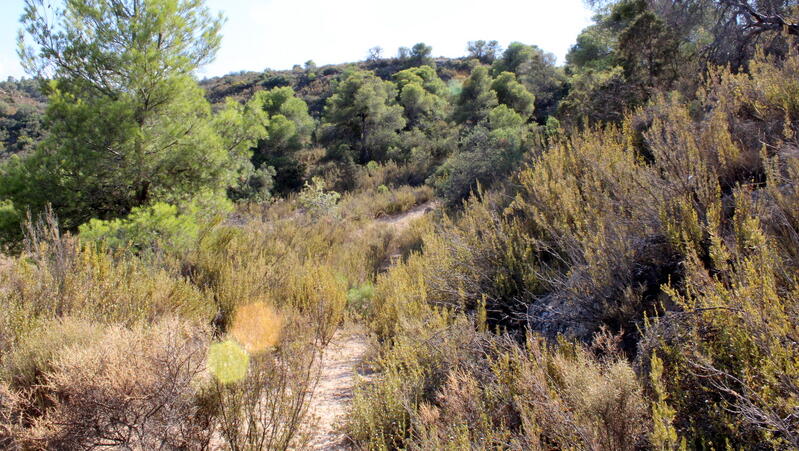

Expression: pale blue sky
xmin=0 ymin=0 xmax=595 ymax=80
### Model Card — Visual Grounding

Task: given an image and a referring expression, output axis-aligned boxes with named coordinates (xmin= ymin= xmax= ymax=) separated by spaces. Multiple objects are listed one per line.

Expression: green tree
xmin=409 ymin=43 xmax=435 ymax=67
xmin=254 ymin=87 xmax=314 ymax=154
xmin=612 ymin=0 xmax=681 ymax=90
xmin=491 ymin=72 xmax=535 ymax=120
xmin=453 ymin=66 xmax=498 ymax=125
xmin=394 ymin=66 xmax=449 ymax=127
xmin=627 ymin=0 xmax=798 ymax=68
xmin=566 ymin=25 xmax=616 ymax=71
xmin=467 ymin=40 xmax=501 ymax=64
xmin=399 ymin=83 xmax=438 ymax=127
xmin=430 ymin=105 xmax=527 ymax=205
xmin=4 ymin=0 xmax=256 ymax=230
xmin=394 ymin=65 xmax=448 ymax=97
xmin=559 ymin=0 xmax=687 ymax=126
xmin=320 ymin=70 xmax=405 ymax=164
xmin=0 ymin=102 xmax=43 ymax=156
xmin=249 ymin=87 xmax=314 ymax=193
xmin=493 ymin=42 xmax=566 ymax=120
xmin=393 ymin=66 xmax=455 ymax=172
xmin=558 ymin=66 xmax=636 ymax=125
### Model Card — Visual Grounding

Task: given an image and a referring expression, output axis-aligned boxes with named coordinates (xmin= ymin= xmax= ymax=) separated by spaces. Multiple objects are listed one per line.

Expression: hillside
xmin=1 ymin=1 xmax=799 ymax=450
xmin=201 ymin=57 xmax=473 ymax=117
xmin=0 ymin=79 xmax=45 ymax=156
xmin=0 ymin=57 xmax=472 ymax=156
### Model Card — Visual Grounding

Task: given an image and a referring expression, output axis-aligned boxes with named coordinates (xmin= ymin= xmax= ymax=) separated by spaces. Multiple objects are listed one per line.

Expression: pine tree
xmin=3 ymin=0 xmax=257 ymax=229
xmin=319 ymin=70 xmax=405 ymax=164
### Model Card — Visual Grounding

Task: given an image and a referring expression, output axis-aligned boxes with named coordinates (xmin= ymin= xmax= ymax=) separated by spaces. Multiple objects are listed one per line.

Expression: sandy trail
xmin=307 ymin=331 xmax=370 ymax=450
xmin=305 ymin=201 xmax=437 ymax=450
xmin=376 ymin=200 xmax=438 ymax=230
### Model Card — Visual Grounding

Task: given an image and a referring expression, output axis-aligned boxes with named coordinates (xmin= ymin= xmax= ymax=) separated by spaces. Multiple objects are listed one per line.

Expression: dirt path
xmin=307 ymin=331 xmax=371 ymax=450
xmin=376 ymin=200 xmax=438 ymax=230
xmin=306 ymin=201 xmax=437 ymax=450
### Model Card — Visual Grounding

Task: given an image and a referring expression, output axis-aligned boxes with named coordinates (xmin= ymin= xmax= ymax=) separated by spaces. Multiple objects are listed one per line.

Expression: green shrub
xmin=347 ymin=282 xmax=375 ymax=316
xmin=0 ymin=201 xmax=21 ymax=249
xmin=79 ymin=202 xmax=200 ymax=252
xmin=78 ymin=192 xmax=233 ymax=253
xmin=298 ymin=177 xmax=340 ymax=218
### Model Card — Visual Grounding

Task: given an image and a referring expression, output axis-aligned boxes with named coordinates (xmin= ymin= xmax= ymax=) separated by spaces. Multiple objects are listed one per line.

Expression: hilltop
xmin=201 ymin=57 xmax=473 ymax=117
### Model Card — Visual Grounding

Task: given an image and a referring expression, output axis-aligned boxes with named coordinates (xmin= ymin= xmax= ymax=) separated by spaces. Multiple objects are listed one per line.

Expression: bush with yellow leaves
xmin=350 ymin=42 xmax=799 ymax=450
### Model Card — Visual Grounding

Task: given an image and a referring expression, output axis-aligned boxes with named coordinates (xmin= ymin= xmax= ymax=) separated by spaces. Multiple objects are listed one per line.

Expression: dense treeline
xmin=1 ymin=0 xmax=799 ymax=449
xmin=0 ymin=79 xmax=45 ymax=156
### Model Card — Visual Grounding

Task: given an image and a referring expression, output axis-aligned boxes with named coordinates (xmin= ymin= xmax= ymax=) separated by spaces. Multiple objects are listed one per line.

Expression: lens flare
xmin=230 ymin=302 xmax=283 ymax=354
xmin=207 ymin=340 xmax=249 ymax=384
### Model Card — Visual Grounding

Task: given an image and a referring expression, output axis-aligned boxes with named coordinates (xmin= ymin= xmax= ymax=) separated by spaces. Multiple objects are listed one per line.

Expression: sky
xmin=0 ymin=0 xmax=595 ymax=80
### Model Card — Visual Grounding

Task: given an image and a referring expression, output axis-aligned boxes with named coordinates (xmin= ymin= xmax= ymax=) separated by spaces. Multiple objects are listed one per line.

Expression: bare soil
xmin=375 ymin=200 xmax=438 ymax=230
xmin=306 ymin=201 xmax=437 ymax=450
xmin=306 ymin=331 xmax=371 ymax=450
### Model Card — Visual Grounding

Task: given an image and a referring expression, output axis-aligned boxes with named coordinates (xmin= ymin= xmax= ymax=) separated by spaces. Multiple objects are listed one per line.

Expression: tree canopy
xmin=492 ymin=42 xmax=565 ymax=120
xmin=2 ymin=0 xmax=261 ymax=230
xmin=320 ymin=70 xmax=406 ymax=164
xmin=454 ymin=66 xmax=498 ymax=125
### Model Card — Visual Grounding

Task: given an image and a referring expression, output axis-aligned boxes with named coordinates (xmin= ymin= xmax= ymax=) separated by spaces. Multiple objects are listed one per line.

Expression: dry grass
xmin=0 ymin=188 xmax=420 ymax=450
xmin=20 ymin=318 xmax=213 ymax=450
xmin=213 ymin=310 xmax=320 ymax=451
xmin=347 ymin=44 xmax=799 ymax=450
xmin=340 ymin=185 xmax=434 ymax=221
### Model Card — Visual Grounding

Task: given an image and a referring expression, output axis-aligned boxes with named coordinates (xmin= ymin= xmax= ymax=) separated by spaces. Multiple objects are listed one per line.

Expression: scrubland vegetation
xmin=1 ymin=0 xmax=799 ymax=449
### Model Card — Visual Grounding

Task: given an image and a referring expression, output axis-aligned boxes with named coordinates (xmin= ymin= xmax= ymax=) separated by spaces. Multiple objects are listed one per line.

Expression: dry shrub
xmin=189 ymin=200 xmax=395 ymax=344
xmin=353 ymin=160 xmax=426 ymax=191
xmin=213 ymin=310 xmax=320 ymax=451
xmin=171 ymin=215 xmax=357 ymax=448
xmin=367 ymin=190 xmax=536 ymax=341
xmin=351 ymin=44 xmax=799 ymax=450
xmin=510 ymin=119 xmax=676 ymax=343
xmin=1 ymin=317 xmax=105 ymax=395
xmin=350 ymin=311 xmax=649 ymax=450
xmin=368 ymin=246 xmax=432 ymax=341
xmin=390 ymin=210 xmax=435 ymax=258
xmin=642 ymin=193 xmax=799 ymax=448
xmin=0 ymin=383 xmax=24 ymax=450
xmin=508 ymin=336 xmax=649 ymax=450
xmin=187 ymin=226 xmax=280 ymax=328
xmin=411 ymin=368 xmax=518 ymax=450
xmin=0 ymin=213 xmax=213 ymax=340
xmin=283 ymin=261 xmax=347 ymax=345
xmin=503 ymin=46 xmax=799 ymax=345
xmin=340 ymin=185 xmax=434 ymax=221
xmin=404 ymin=331 xmax=649 ymax=451
xmin=312 ymin=159 xmax=431 ymax=193
xmin=628 ymin=45 xmax=799 ymax=448
xmin=24 ymin=318 xmax=213 ymax=450
xmin=347 ymin=313 xmax=477 ymax=450
xmin=0 ymin=213 xmax=214 ymax=399
xmin=423 ymin=193 xmax=536 ymax=328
